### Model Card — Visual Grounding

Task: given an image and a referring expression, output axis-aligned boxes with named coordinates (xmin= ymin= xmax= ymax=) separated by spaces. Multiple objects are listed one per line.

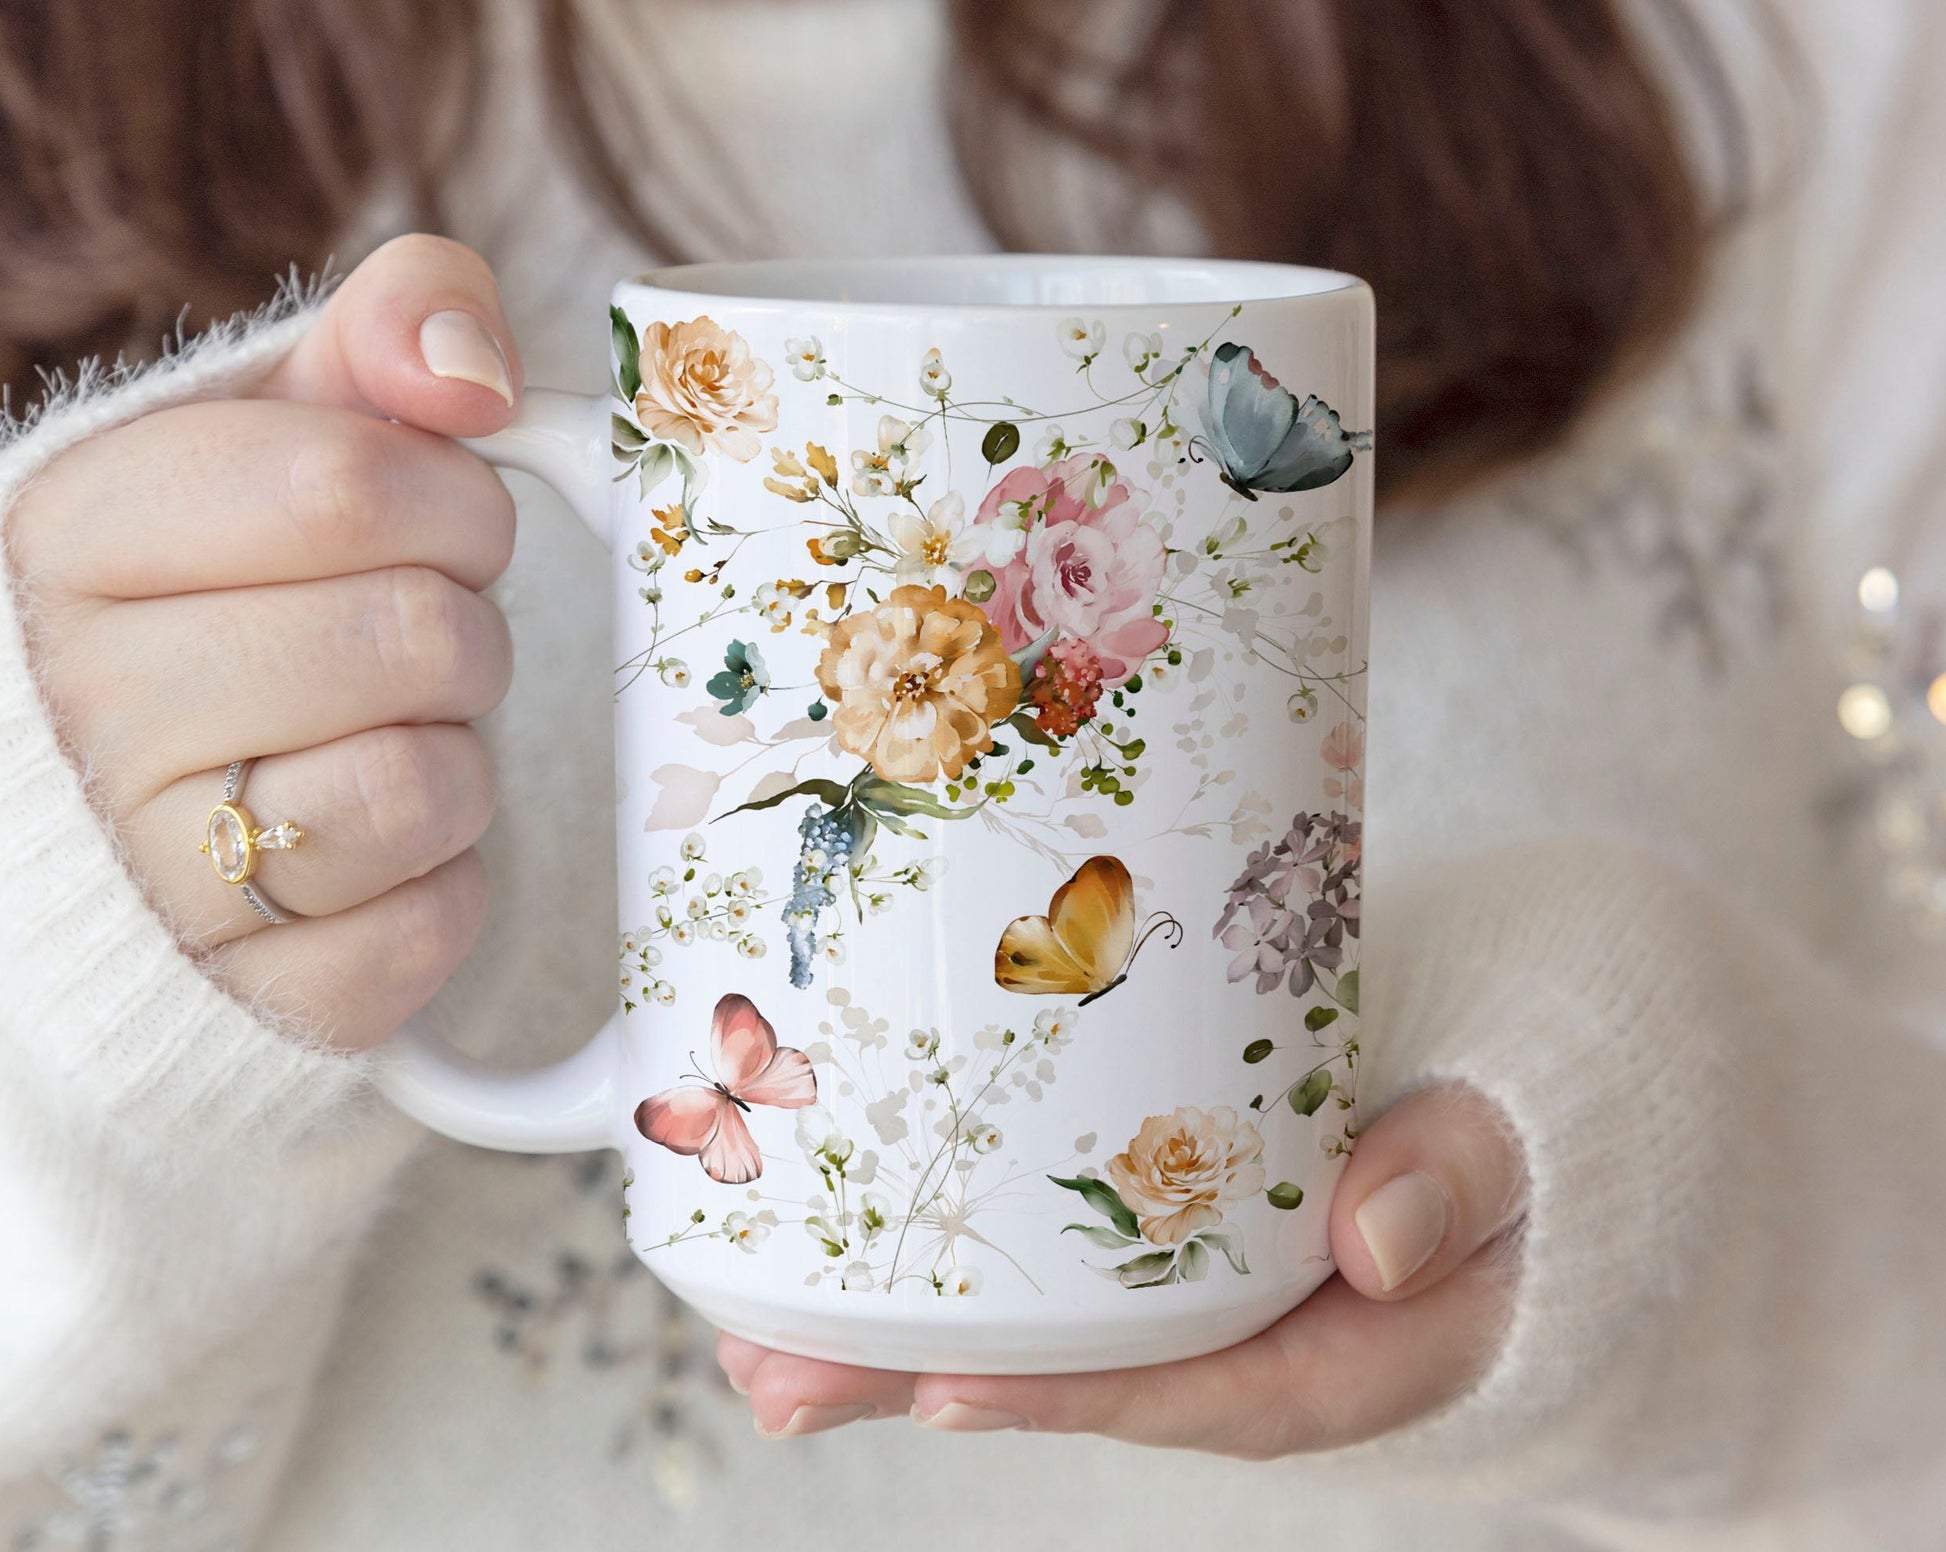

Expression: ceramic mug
xmin=382 ymin=255 xmax=1374 ymax=1374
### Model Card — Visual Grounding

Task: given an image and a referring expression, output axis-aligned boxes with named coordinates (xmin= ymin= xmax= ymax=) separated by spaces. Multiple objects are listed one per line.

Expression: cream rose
xmin=633 ymin=316 xmax=779 ymax=462
xmin=1106 ymin=1105 xmax=1266 ymax=1245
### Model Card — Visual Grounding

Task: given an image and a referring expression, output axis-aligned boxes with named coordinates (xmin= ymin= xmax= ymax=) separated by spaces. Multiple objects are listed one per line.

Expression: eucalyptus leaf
xmin=1337 ymin=968 xmax=1360 ymax=1013
xmin=1048 ymin=1174 xmax=1140 ymax=1239
xmin=1062 ymin=1223 xmax=1139 ymax=1250
xmin=610 ymin=305 xmax=642 ymax=401
xmin=1266 ymin=1181 xmax=1305 ymax=1210
xmin=980 ymin=421 xmax=1022 ymax=465
xmin=1290 ymin=1068 xmax=1333 ymax=1116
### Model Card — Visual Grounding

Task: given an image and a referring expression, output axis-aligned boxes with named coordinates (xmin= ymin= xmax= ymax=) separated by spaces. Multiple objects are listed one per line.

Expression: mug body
xmin=607 ymin=256 xmax=1372 ymax=1372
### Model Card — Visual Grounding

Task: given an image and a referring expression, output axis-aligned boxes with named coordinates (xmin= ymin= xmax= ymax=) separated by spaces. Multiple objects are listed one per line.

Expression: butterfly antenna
xmin=1132 ymin=911 xmax=1185 ymax=962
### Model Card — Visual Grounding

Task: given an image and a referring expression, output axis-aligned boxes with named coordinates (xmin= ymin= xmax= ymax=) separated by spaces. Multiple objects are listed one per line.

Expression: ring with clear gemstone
xmin=201 ymin=800 xmax=305 ymax=886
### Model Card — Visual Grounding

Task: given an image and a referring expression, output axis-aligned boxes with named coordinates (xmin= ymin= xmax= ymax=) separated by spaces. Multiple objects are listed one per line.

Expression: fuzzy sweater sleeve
xmin=1321 ymin=5 xmax=1946 ymax=1533
xmin=1333 ymin=839 xmax=1946 ymax=1535
xmin=0 ymin=283 xmax=421 ymax=1474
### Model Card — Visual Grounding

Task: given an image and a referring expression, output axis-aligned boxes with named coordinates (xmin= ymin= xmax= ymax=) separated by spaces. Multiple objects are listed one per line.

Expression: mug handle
xmin=376 ymin=387 xmax=626 ymax=1153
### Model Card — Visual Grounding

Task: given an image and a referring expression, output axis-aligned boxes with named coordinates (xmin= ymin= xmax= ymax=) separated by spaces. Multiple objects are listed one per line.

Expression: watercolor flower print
xmin=610 ymin=301 xmax=1369 ymax=1295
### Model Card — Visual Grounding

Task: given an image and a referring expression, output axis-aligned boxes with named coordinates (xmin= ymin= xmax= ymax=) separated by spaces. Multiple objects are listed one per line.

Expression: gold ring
xmin=200 ymin=760 xmax=306 ymax=915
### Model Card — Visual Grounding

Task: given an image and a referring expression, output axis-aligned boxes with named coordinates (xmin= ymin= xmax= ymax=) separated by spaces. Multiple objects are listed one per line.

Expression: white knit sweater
xmin=4 ymin=2 xmax=1946 ymax=1548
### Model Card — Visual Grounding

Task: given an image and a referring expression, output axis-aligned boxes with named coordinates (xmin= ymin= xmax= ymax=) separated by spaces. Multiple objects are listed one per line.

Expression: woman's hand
xmin=719 ymin=1084 xmax=1528 ymax=1451
xmin=4 ymin=235 xmax=524 ymax=1048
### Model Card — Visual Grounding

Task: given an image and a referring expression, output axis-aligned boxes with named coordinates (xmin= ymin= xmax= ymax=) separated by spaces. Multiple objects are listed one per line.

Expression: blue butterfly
xmin=1201 ymin=341 xmax=1370 ymax=499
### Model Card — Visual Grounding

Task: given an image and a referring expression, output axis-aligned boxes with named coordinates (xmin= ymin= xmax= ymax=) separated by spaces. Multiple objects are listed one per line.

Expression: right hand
xmin=4 ymin=235 xmax=526 ymax=1049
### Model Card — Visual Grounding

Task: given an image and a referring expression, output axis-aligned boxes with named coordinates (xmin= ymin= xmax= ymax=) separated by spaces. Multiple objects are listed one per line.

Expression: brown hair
xmin=0 ymin=0 xmax=1751 ymax=496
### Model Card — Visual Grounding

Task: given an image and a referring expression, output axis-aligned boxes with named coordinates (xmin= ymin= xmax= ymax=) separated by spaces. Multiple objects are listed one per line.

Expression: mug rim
xmin=620 ymin=253 xmax=1368 ymax=315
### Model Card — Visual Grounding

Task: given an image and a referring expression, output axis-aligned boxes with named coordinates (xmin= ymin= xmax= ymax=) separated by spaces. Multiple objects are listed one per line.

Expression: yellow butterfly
xmin=993 ymin=856 xmax=1182 ymax=1005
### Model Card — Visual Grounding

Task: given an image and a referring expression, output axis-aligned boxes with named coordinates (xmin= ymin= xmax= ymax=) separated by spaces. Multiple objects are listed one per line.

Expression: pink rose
xmin=972 ymin=457 xmax=1168 ymax=686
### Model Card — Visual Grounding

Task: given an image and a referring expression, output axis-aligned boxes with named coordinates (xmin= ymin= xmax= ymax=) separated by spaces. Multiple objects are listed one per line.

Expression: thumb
xmin=1330 ymin=1083 xmax=1528 ymax=1301
xmin=261 ymin=233 xmax=522 ymax=437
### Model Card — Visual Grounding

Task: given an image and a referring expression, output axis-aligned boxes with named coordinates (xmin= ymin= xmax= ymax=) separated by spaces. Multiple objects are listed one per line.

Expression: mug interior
xmin=628 ymin=254 xmax=1361 ymax=311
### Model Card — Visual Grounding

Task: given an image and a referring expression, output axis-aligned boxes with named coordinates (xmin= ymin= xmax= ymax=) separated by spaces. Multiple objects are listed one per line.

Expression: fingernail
xmin=1355 ymin=1171 xmax=1448 ymax=1291
xmin=724 ymin=1373 xmax=750 ymax=1397
xmin=419 ymin=310 xmax=513 ymax=405
xmin=758 ymin=1402 xmax=877 ymax=1439
xmin=916 ymin=1402 xmax=1028 ymax=1433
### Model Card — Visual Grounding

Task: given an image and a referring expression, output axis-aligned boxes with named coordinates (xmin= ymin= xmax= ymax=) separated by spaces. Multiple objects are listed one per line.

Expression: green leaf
xmin=720 ymin=778 xmax=851 ymax=821
xmin=1114 ymin=1251 xmax=1179 ymax=1288
xmin=981 ymin=421 xmax=1022 ymax=465
xmin=1266 ymin=1181 xmax=1305 ymax=1210
xmin=1290 ymin=1068 xmax=1333 ymax=1116
xmin=610 ymin=414 xmax=647 ymax=452
xmin=844 ymin=808 xmax=878 ymax=862
xmin=1304 ymin=1005 xmax=1339 ymax=1033
xmin=1243 ymin=1038 xmax=1274 ymax=1064
xmin=866 ymin=808 xmax=923 ymax=839
xmin=1176 ymin=1238 xmax=1210 ymax=1282
xmin=1062 ymin=1223 xmax=1139 ymax=1250
xmin=1336 ymin=968 xmax=1360 ymax=1013
xmin=963 ymin=568 xmax=997 ymax=604
xmin=636 ymin=441 xmax=676 ymax=500
xmin=1012 ymin=626 xmax=1059 ymax=678
xmin=1195 ymin=1227 xmax=1251 ymax=1274
xmin=1048 ymin=1175 xmax=1140 ymax=1239
xmin=1007 ymin=712 xmax=1062 ymax=750
xmin=610 ymin=305 xmax=642 ymax=401
xmin=855 ymin=776 xmax=964 ymax=820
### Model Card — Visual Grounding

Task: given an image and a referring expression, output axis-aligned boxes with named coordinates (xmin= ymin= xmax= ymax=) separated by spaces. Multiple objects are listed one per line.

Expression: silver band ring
xmin=200 ymin=759 xmax=307 ymax=925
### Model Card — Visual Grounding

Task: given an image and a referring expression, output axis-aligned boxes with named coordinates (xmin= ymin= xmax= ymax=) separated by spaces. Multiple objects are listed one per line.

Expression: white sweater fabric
xmin=4 ymin=1 xmax=1946 ymax=1548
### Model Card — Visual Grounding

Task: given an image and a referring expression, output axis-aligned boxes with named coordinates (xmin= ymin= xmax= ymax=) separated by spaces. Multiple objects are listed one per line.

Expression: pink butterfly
xmin=633 ymin=993 xmax=817 ymax=1184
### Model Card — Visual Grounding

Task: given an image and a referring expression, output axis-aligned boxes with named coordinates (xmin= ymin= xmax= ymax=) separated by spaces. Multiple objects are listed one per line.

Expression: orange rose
xmin=633 ymin=316 xmax=778 ymax=462
xmin=1106 ymin=1106 xmax=1265 ymax=1245
xmin=815 ymin=585 xmax=1020 ymax=784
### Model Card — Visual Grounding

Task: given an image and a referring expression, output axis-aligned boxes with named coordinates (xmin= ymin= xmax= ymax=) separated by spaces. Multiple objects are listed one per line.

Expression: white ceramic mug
xmin=382 ymin=255 xmax=1374 ymax=1373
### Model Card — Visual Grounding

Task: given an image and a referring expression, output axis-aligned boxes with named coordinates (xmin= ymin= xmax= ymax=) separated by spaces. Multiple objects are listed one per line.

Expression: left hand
xmin=717 ymin=1084 xmax=1527 ymax=1452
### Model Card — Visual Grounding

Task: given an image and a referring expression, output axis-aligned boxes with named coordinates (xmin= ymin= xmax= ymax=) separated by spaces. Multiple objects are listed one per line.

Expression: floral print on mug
xmin=611 ymin=304 xmax=1367 ymax=1295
